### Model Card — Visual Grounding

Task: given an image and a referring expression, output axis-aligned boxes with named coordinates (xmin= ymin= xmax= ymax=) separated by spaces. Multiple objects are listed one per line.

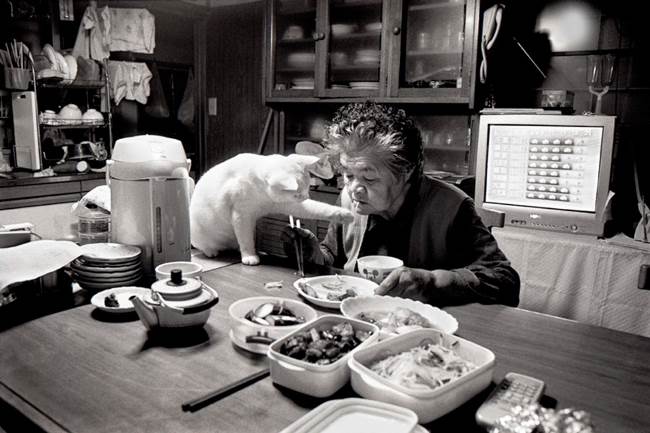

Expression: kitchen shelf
xmin=330 ymin=31 xmax=381 ymax=40
xmin=40 ymin=123 xmax=107 ymax=129
xmin=407 ymin=49 xmax=462 ymax=56
xmin=278 ymin=38 xmax=315 ymax=45
xmin=38 ymin=80 xmax=105 ymax=89
xmin=408 ymin=1 xmax=464 ymax=12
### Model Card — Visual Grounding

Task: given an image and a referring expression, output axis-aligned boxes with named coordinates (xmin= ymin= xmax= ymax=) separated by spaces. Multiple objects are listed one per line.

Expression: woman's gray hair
xmin=323 ymin=102 xmax=424 ymax=182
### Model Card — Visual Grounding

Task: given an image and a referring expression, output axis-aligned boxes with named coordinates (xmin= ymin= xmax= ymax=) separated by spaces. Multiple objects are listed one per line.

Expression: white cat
xmin=190 ymin=153 xmax=353 ymax=265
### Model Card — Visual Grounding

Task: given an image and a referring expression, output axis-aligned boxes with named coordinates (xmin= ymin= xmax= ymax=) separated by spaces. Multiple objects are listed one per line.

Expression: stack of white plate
xmin=291 ymin=77 xmax=314 ymax=89
xmin=353 ymin=49 xmax=380 ymax=66
xmin=349 ymin=81 xmax=380 ymax=90
xmin=70 ymin=243 xmax=143 ymax=291
xmin=287 ymin=52 xmax=315 ymax=68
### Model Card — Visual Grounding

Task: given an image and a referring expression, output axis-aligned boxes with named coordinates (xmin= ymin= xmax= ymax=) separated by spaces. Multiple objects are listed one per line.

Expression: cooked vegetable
xmin=279 ymin=322 xmax=372 ymax=365
xmin=356 ymin=307 xmax=432 ymax=334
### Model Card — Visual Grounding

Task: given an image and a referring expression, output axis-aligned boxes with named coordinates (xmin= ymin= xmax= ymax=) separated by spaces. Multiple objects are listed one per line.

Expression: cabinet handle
xmin=312 ymin=32 xmax=325 ymax=41
xmin=392 ymin=26 xmax=401 ymax=35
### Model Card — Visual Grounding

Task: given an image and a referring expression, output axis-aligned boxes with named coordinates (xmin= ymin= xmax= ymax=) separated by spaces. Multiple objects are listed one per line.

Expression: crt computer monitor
xmin=474 ymin=114 xmax=616 ymax=237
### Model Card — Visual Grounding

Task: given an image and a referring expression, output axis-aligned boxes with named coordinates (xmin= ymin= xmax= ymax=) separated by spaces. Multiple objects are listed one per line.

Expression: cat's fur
xmin=190 ymin=153 xmax=353 ymax=265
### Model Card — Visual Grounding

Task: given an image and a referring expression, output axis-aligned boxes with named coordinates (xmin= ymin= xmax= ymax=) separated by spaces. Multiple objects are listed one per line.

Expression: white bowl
xmin=58 ymin=103 xmax=82 ymax=120
xmin=340 ymin=295 xmax=459 ymax=339
xmin=82 ymin=108 xmax=103 ymax=121
xmin=348 ymin=328 xmax=495 ymax=423
xmin=287 ymin=52 xmax=315 ymax=67
xmin=331 ymin=23 xmax=357 ymax=36
xmin=268 ymin=314 xmax=379 ymax=397
xmin=356 ymin=255 xmax=403 ymax=283
xmin=228 ymin=296 xmax=318 ymax=354
xmin=155 ymin=261 xmax=203 ymax=281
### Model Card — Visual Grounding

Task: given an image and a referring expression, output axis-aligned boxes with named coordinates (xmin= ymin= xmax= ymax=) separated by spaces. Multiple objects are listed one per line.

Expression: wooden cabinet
xmin=264 ymin=0 xmax=481 ymax=177
xmin=265 ymin=0 xmax=479 ymax=105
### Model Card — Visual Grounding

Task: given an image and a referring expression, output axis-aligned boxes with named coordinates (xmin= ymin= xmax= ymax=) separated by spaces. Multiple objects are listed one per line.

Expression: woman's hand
xmin=375 ymin=267 xmax=459 ymax=303
xmin=281 ymin=225 xmax=326 ymax=265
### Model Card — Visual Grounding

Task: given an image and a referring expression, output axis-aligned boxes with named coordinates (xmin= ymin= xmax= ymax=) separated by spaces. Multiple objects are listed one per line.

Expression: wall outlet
xmin=208 ymin=97 xmax=217 ymax=116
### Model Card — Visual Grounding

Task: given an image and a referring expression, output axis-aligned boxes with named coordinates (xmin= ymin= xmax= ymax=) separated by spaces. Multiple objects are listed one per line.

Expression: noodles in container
xmin=348 ymin=328 xmax=495 ymax=423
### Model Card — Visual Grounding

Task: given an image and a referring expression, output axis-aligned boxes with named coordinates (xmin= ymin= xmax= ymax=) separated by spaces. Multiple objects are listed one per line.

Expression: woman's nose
xmin=349 ymin=179 xmax=366 ymax=194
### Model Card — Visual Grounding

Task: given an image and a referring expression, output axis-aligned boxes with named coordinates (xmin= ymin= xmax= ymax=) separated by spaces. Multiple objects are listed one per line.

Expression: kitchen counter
xmin=1 ymin=258 xmax=649 ymax=432
xmin=0 ymin=171 xmax=105 ymax=210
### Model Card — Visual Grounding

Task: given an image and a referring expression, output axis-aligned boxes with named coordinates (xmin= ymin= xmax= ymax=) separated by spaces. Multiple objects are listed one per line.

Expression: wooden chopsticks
xmin=289 ymin=215 xmax=304 ymax=277
xmin=181 ymin=368 xmax=270 ymax=412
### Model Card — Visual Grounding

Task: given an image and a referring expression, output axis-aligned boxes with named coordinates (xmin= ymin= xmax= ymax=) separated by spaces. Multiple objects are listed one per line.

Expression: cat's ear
xmin=288 ymin=152 xmax=334 ymax=179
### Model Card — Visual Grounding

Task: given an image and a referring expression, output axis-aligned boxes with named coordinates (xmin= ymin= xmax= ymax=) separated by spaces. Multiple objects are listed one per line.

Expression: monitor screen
xmin=485 ymin=124 xmax=603 ymax=213
xmin=475 ymin=114 xmax=616 ymax=236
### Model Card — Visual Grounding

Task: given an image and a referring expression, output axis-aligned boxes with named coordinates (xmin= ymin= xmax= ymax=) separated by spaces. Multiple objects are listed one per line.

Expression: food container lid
xmin=279 ymin=398 xmax=418 ymax=433
xmin=151 ymin=270 xmax=203 ymax=301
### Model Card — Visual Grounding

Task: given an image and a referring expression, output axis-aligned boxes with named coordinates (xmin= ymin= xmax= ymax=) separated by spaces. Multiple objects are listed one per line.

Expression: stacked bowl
xmin=70 ymin=243 xmax=143 ymax=291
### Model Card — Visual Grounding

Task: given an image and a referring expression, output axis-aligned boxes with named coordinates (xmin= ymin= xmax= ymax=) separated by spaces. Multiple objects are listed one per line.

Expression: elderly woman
xmin=289 ymin=102 xmax=519 ymax=307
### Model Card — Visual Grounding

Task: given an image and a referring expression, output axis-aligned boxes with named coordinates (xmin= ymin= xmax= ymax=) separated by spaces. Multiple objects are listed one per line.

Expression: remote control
xmin=475 ymin=372 xmax=545 ymax=428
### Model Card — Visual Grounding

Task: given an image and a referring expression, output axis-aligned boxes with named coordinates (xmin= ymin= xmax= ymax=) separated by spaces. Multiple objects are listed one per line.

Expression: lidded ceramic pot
xmin=131 ymin=269 xmax=219 ymax=330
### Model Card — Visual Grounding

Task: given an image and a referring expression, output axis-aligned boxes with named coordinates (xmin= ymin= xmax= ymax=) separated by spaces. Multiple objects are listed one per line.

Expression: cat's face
xmin=265 ymin=154 xmax=318 ymax=203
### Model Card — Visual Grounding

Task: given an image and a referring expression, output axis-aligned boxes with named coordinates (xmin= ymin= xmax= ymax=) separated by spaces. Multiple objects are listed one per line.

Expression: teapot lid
xmin=151 ymin=269 xmax=203 ymax=301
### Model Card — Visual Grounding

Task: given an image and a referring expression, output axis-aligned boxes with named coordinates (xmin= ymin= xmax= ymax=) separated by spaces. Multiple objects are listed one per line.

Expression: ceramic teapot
xmin=130 ymin=269 xmax=218 ymax=330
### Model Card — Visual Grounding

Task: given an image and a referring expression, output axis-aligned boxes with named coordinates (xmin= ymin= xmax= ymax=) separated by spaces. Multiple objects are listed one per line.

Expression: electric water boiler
xmin=107 ymin=135 xmax=194 ymax=276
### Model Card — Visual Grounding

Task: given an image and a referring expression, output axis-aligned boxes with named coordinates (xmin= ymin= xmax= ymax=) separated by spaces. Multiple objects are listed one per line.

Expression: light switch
xmin=208 ymin=97 xmax=217 ymax=116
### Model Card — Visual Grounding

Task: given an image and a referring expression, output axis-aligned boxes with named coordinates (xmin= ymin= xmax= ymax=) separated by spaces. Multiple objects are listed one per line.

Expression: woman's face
xmin=340 ymin=153 xmax=410 ymax=219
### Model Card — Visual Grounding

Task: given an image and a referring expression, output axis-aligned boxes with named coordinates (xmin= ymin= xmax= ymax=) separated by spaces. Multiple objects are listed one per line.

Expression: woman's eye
xmin=363 ymin=177 xmax=377 ymax=184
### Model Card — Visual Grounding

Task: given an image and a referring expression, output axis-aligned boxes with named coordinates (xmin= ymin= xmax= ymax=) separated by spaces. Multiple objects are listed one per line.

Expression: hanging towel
xmin=108 ymin=8 xmax=156 ymax=54
xmin=177 ymin=71 xmax=194 ymax=129
xmin=144 ymin=62 xmax=170 ymax=118
xmin=72 ymin=5 xmax=110 ymax=60
xmin=107 ymin=61 xmax=153 ymax=105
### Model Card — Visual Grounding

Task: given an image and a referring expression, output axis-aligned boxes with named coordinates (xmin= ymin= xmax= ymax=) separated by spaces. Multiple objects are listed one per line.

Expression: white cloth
xmin=107 ymin=61 xmax=152 ymax=105
xmin=108 ymin=8 xmax=156 ymax=54
xmin=72 ymin=5 xmax=110 ymax=60
xmin=72 ymin=6 xmax=155 ymax=59
xmin=493 ymin=227 xmax=650 ymax=337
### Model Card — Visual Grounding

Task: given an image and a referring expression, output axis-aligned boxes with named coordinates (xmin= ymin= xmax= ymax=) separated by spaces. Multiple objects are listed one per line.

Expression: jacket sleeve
xmin=445 ymin=198 xmax=521 ymax=307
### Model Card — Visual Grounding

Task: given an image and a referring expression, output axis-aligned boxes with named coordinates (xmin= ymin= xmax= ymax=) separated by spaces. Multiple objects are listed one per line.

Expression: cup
xmin=155 ymin=261 xmax=203 ymax=281
xmin=3 ymin=68 xmax=31 ymax=90
xmin=357 ymin=255 xmax=404 ymax=284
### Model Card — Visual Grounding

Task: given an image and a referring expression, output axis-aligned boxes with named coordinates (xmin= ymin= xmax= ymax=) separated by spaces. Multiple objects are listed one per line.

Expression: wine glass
xmin=587 ymin=54 xmax=615 ymax=114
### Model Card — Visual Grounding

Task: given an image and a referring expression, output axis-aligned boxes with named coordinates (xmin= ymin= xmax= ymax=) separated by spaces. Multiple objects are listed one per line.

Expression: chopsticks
xmin=0 ymin=40 xmax=30 ymax=69
xmin=289 ymin=215 xmax=304 ymax=277
xmin=181 ymin=368 xmax=270 ymax=413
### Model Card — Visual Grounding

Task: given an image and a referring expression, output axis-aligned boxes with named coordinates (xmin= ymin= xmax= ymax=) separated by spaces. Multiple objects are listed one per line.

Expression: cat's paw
xmin=241 ymin=254 xmax=261 ymax=266
xmin=332 ymin=208 xmax=354 ymax=224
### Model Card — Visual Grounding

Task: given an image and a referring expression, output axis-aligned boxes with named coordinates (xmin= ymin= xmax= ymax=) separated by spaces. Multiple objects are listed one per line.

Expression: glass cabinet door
xmin=318 ymin=0 xmax=385 ymax=97
xmin=389 ymin=0 xmax=477 ymax=102
xmin=268 ymin=0 xmax=318 ymax=97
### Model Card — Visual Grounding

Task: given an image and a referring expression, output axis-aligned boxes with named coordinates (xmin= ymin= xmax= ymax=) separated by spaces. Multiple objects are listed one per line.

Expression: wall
xmin=203 ymin=1 xmax=266 ymax=168
xmin=0 ymin=203 xmax=76 ymax=240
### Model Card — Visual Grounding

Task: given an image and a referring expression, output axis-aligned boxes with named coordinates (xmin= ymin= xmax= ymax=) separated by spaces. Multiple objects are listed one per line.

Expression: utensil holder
xmin=3 ymin=68 xmax=31 ymax=90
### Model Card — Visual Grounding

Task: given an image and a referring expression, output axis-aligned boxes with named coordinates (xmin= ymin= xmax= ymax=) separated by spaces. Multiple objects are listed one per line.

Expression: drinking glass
xmin=587 ymin=54 xmax=615 ymax=114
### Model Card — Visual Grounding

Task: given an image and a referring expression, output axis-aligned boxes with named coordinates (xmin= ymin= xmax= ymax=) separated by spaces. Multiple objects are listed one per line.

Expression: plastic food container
xmin=268 ymin=314 xmax=379 ymax=397
xmin=279 ymin=398 xmax=418 ymax=433
xmin=348 ymin=328 xmax=495 ymax=423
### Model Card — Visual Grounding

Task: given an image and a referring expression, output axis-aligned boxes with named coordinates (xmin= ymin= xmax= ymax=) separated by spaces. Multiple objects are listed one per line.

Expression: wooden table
xmin=1 ymin=260 xmax=650 ymax=433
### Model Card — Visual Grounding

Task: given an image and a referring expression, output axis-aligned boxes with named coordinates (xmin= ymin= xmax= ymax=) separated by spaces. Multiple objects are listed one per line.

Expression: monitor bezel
xmin=474 ymin=114 xmax=616 ymax=236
